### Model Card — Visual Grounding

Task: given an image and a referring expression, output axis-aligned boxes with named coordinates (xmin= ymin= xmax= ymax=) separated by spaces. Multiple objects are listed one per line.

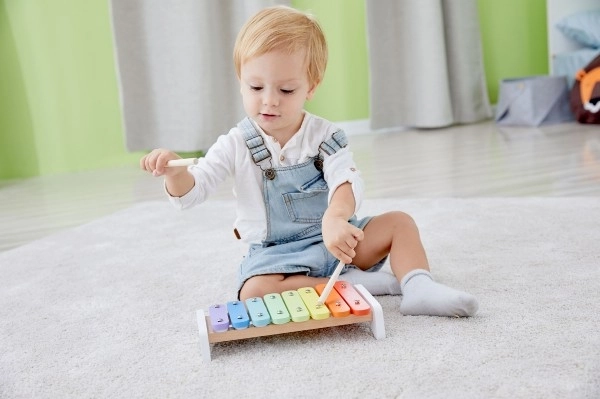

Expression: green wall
xmin=0 ymin=0 xmax=141 ymax=179
xmin=0 ymin=2 xmax=38 ymax=178
xmin=0 ymin=0 xmax=549 ymax=180
xmin=293 ymin=0 xmax=369 ymax=121
xmin=478 ymin=0 xmax=548 ymax=102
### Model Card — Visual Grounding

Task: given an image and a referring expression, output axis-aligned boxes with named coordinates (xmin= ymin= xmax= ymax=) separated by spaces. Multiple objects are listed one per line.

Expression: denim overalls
xmin=236 ymin=117 xmax=381 ymax=295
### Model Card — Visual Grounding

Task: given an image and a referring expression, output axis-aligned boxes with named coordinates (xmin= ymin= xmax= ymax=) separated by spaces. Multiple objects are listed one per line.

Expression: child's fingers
xmin=344 ymin=235 xmax=358 ymax=251
xmin=154 ymin=153 xmax=169 ymax=174
xmin=352 ymin=226 xmax=364 ymax=242
xmin=139 ymin=155 xmax=147 ymax=171
xmin=335 ymin=247 xmax=354 ymax=264
xmin=336 ymin=237 xmax=359 ymax=263
xmin=325 ymin=239 xmax=352 ymax=263
xmin=344 ymin=226 xmax=363 ymax=249
xmin=140 ymin=150 xmax=159 ymax=172
xmin=140 ymin=149 xmax=182 ymax=176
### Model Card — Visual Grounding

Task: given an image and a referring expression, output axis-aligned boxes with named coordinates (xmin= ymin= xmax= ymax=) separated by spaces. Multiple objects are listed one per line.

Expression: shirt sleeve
xmin=166 ymin=132 xmax=236 ymax=209
xmin=323 ymin=146 xmax=365 ymax=214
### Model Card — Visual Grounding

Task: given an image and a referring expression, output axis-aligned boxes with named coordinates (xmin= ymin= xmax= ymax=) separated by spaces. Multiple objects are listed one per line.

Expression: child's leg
xmin=239 ymin=270 xmax=401 ymax=301
xmin=352 ymin=211 xmax=478 ymax=317
xmin=339 ymin=267 xmax=402 ymax=295
xmin=239 ymin=274 xmax=329 ymax=301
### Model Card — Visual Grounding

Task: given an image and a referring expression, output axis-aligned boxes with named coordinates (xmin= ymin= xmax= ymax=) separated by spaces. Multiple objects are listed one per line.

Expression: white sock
xmin=399 ymin=269 xmax=479 ymax=317
xmin=340 ymin=267 xmax=402 ymax=296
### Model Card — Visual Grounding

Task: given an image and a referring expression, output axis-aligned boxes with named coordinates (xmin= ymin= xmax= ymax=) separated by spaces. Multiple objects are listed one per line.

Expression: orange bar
xmin=334 ymin=281 xmax=371 ymax=316
xmin=315 ymin=283 xmax=351 ymax=318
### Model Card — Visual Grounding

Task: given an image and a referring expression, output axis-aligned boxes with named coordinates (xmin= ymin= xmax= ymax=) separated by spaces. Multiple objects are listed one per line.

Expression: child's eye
xmin=281 ymin=89 xmax=295 ymax=94
xmin=250 ymin=85 xmax=263 ymax=91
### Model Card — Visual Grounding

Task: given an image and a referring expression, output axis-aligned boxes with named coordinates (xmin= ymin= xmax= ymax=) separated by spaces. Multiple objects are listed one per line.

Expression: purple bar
xmin=208 ymin=304 xmax=229 ymax=332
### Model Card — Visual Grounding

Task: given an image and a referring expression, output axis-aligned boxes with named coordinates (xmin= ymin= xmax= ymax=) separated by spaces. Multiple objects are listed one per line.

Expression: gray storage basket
xmin=495 ymin=75 xmax=574 ymax=126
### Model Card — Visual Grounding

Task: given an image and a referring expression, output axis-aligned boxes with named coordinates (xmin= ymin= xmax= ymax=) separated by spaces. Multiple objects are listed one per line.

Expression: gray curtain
xmin=366 ymin=0 xmax=492 ymax=130
xmin=110 ymin=0 xmax=289 ymax=152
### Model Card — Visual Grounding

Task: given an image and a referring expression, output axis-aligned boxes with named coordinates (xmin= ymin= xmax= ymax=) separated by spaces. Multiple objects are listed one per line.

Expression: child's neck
xmin=260 ymin=113 xmax=305 ymax=148
xmin=268 ymin=129 xmax=295 ymax=148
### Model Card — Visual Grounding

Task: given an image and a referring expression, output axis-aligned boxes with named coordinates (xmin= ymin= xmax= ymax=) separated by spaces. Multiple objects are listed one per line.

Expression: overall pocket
xmin=282 ymin=173 xmax=328 ymax=223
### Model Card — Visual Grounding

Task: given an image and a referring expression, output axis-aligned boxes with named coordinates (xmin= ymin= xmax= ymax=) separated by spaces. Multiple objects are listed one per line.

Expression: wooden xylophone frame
xmin=196 ymin=284 xmax=385 ymax=362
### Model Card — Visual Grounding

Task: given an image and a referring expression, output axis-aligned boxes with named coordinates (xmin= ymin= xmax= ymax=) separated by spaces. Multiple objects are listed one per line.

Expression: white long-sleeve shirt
xmin=167 ymin=112 xmax=364 ymax=244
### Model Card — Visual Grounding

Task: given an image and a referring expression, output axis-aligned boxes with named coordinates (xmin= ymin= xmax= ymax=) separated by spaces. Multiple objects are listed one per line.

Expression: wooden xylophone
xmin=196 ymin=281 xmax=385 ymax=362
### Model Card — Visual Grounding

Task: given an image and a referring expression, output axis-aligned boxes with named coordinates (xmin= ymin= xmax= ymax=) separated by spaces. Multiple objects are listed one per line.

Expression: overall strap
xmin=238 ymin=117 xmax=276 ymax=180
xmin=319 ymin=130 xmax=348 ymax=156
xmin=314 ymin=130 xmax=348 ymax=170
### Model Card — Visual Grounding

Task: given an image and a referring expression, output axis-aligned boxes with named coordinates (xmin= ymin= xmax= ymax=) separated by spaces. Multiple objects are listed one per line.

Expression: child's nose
xmin=262 ymin=90 xmax=279 ymax=107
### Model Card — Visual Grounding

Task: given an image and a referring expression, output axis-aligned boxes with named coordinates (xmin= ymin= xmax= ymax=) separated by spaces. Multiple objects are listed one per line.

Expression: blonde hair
xmin=233 ymin=6 xmax=328 ymax=88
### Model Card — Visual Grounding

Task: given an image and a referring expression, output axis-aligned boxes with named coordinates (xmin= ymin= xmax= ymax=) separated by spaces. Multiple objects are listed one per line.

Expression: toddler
xmin=141 ymin=5 xmax=478 ymax=317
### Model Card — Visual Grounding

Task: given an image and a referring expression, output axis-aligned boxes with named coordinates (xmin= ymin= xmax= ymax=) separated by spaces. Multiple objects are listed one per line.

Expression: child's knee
xmin=239 ymin=277 xmax=263 ymax=301
xmin=389 ymin=211 xmax=418 ymax=231
xmin=239 ymin=274 xmax=283 ymax=301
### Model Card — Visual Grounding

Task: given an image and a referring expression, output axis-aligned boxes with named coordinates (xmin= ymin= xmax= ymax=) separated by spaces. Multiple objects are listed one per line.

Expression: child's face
xmin=240 ymin=49 xmax=316 ymax=138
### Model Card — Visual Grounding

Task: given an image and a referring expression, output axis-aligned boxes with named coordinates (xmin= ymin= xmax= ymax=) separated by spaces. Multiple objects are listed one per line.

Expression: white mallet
xmin=166 ymin=158 xmax=198 ymax=167
xmin=316 ymin=260 xmax=345 ymax=306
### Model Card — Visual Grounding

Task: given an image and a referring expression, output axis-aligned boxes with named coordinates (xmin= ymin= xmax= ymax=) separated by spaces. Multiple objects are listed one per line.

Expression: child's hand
xmin=140 ymin=149 xmax=185 ymax=177
xmin=322 ymin=214 xmax=364 ymax=264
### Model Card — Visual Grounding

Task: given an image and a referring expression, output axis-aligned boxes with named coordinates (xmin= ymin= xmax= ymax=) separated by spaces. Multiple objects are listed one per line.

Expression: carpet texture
xmin=1 ymin=198 xmax=599 ymax=399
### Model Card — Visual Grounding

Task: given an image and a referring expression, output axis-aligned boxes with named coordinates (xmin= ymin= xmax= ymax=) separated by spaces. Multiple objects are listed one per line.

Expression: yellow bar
xmin=298 ymin=287 xmax=330 ymax=320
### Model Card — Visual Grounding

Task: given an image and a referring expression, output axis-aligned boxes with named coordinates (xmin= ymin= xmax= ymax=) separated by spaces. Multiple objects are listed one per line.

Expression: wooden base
xmin=196 ymin=284 xmax=385 ymax=362
xmin=206 ymin=313 xmax=373 ymax=343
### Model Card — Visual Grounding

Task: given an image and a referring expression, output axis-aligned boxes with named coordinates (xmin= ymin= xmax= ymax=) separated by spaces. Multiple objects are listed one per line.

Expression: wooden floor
xmin=1 ymin=120 xmax=599 ymax=252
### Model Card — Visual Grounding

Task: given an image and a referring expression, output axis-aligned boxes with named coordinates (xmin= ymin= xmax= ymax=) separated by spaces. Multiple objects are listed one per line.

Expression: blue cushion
xmin=556 ymin=9 xmax=600 ymax=49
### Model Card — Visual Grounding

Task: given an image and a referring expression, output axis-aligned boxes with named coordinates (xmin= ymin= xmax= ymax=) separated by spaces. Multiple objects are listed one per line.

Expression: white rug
xmin=1 ymin=198 xmax=599 ymax=399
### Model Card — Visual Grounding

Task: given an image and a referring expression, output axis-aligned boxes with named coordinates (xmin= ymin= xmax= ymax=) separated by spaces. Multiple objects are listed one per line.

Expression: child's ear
xmin=306 ymin=81 xmax=320 ymax=100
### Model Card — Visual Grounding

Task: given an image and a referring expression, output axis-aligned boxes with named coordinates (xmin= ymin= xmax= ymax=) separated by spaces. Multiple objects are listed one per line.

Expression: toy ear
xmin=571 ymin=54 xmax=600 ymax=123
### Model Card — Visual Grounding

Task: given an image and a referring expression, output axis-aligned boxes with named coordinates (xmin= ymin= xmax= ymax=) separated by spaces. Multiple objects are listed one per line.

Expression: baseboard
xmin=335 ymin=119 xmax=412 ymax=136
xmin=334 ymin=119 xmax=371 ymax=136
xmin=335 ymin=114 xmax=502 ymax=135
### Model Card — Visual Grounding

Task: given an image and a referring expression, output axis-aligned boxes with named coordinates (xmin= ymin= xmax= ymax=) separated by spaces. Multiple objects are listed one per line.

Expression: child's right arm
xmin=140 ymin=148 xmax=195 ymax=197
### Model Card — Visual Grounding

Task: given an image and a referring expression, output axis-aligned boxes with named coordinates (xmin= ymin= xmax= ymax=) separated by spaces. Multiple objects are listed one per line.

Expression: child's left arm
xmin=322 ymin=182 xmax=364 ymax=264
